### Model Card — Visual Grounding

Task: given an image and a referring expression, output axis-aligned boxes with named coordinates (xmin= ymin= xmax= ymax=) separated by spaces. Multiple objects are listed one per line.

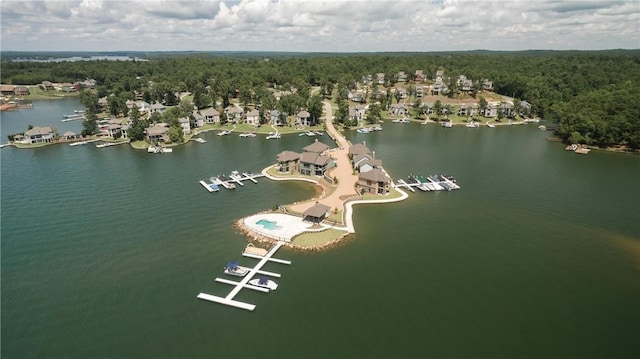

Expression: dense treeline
xmin=2 ymin=50 xmax=639 ymax=148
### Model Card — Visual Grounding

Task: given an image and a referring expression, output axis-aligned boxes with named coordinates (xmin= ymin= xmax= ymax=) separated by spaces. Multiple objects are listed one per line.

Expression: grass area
xmin=291 ymin=228 xmax=348 ymax=247
xmin=361 ymin=187 xmax=405 ymax=201
xmin=22 ymin=86 xmax=80 ymax=100
xmin=209 ymin=122 xmax=326 ymax=135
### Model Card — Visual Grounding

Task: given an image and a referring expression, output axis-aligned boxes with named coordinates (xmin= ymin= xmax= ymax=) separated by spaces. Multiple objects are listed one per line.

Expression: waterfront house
xmin=348 ymin=142 xmax=372 ymax=160
xmin=276 ymin=151 xmax=301 ymax=173
xmin=376 ymin=73 xmax=385 ymax=85
xmin=358 ymin=168 xmax=391 ymax=195
xmin=415 ymin=70 xmax=425 ymax=82
xmin=435 ymin=70 xmax=444 ymax=80
xmin=61 ymin=83 xmax=77 ymax=92
xmin=389 ymin=103 xmax=409 ymax=116
xmin=62 ymin=131 xmax=79 ymax=140
xmin=296 ymin=110 xmax=312 ymax=126
xmin=145 ymin=124 xmax=169 ymax=143
xmin=431 ymin=77 xmax=448 ymax=95
xmin=39 ymin=81 xmax=55 ymax=91
xmin=500 ymin=102 xmax=516 ymax=118
xmin=299 ymin=151 xmax=331 ymax=176
xmin=519 ymin=100 xmax=532 ymax=114
xmin=481 ymin=103 xmax=498 ymax=118
xmin=416 ymin=86 xmax=425 ymax=98
xmin=106 ymin=123 xmax=122 ymax=138
xmin=352 ymin=153 xmax=382 ymax=173
xmin=482 ymin=79 xmax=493 ymax=91
xmin=200 ymin=107 xmax=220 ymax=124
xmin=98 ymin=97 xmax=108 ymax=111
xmin=349 ymin=105 xmax=366 ymax=124
xmin=303 ymin=202 xmax=331 ymax=224
xmin=13 ymin=86 xmax=30 ymax=96
xmin=24 ymin=126 xmax=54 ymax=144
xmin=179 ymin=117 xmax=191 ymax=135
xmin=303 ymin=140 xmax=330 ymax=154
xmin=245 ymin=109 xmax=260 ymax=126
xmin=458 ymin=103 xmax=478 ymax=117
xmin=224 ymin=105 xmax=244 ymax=123
xmin=149 ymin=102 xmax=166 ymax=115
xmin=0 ymin=85 xmax=15 ymax=96
xmin=270 ymin=109 xmax=285 ymax=126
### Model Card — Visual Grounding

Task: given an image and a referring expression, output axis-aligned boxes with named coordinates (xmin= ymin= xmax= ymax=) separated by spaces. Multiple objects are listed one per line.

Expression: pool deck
xmin=243 ymin=213 xmax=332 ymax=242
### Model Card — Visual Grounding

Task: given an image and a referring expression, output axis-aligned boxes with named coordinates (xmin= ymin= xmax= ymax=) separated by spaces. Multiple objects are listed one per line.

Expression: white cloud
xmin=1 ymin=0 xmax=638 ymax=52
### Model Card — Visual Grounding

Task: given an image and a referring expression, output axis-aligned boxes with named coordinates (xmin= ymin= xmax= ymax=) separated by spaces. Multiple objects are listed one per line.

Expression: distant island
xmin=1 ymin=50 xmax=639 ymax=152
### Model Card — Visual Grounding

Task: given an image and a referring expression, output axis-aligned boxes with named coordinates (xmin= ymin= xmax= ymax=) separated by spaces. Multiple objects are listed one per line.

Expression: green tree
xmin=433 ymin=100 xmax=442 ymax=120
xmin=308 ymin=94 xmax=323 ymax=125
xmin=167 ymin=126 xmax=183 ymax=143
xmin=81 ymin=111 xmax=98 ymax=137
xmin=365 ymin=103 xmax=382 ymax=124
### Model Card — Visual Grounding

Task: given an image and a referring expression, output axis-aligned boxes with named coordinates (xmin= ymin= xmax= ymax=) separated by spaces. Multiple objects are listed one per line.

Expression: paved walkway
xmin=290 ymin=101 xmax=359 ymax=214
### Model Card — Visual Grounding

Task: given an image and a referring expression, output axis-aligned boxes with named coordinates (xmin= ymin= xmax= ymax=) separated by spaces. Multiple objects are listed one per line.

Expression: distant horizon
xmin=2 ymin=1 xmax=638 ymax=53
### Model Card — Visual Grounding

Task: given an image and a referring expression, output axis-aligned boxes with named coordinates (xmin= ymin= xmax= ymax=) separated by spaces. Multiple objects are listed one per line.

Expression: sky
xmin=1 ymin=0 xmax=639 ymax=52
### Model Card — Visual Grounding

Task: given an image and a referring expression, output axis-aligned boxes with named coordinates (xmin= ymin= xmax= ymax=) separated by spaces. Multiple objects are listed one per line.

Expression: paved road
xmin=290 ymin=101 xmax=359 ymax=214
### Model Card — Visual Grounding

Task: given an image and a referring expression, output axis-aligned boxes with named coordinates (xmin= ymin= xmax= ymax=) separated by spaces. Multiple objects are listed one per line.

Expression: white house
xmin=24 ymin=126 xmax=54 ymax=144
xmin=179 ymin=117 xmax=191 ymax=135
xmin=296 ymin=110 xmax=311 ymax=126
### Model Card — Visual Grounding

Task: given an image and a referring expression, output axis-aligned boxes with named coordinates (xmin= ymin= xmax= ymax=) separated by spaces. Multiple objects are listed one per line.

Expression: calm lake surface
xmin=2 ymin=100 xmax=639 ymax=358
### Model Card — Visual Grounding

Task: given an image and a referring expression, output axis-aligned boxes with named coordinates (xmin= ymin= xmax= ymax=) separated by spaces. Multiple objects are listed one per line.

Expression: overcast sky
xmin=1 ymin=0 xmax=638 ymax=52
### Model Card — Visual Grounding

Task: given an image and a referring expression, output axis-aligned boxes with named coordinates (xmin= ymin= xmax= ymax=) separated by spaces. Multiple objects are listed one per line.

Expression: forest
xmin=1 ymin=50 xmax=639 ymax=149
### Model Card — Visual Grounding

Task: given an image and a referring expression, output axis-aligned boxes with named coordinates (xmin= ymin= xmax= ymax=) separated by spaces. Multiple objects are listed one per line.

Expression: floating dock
xmin=395 ymin=174 xmax=461 ymax=192
xmin=199 ymin=171 xmax=265 ymax=192
xmin=197 ymin=242 xmax=291 ymax=311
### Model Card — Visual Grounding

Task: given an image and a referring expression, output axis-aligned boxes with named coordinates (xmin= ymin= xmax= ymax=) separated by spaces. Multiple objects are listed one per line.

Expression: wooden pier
xmin=197 ymin=242 xmax=291 ymax=311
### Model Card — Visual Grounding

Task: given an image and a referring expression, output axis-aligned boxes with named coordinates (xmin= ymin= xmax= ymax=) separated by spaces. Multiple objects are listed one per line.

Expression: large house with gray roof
xmin=358 ymin=168 xmax=391 ymax=195
xmin=24 ymin=126 xmax=55 ymax=144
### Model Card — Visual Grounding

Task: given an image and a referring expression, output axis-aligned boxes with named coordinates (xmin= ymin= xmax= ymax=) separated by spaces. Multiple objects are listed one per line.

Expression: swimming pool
xmin=256 ymin=219 xmax=283 ymax=231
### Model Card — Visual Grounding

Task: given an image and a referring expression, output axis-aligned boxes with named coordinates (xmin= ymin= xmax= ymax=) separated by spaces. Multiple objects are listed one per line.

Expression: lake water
xmin=2 ymin=100 xmax=639 ymax=358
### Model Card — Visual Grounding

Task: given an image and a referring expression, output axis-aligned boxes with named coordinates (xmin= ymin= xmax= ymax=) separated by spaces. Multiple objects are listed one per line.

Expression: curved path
xmin=290 ymin=101 xmax=359 ymax=214
xmin=264 ymin=100 xmax=410 ymax=235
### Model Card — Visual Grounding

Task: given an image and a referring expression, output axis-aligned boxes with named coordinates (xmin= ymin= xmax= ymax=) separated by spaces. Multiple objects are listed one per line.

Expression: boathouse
xmin=276 ymin=151 xmax=301 ymax=173
xmin=358 ymin=168 xmax=392 ymax=195
xmin=303 ymin=202 xmax=331 ymax=224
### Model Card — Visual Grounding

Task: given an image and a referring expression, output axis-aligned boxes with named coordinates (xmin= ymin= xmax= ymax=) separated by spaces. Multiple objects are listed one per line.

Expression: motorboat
xmin=305 ymin=131 xmax=317 ymax=136
xmin=148 ymin=146 xmax=173 ymax=153
xmin=217 ymin=130 xmax=232 ymax=136
xmin=357 ymin=128 xmax=371 ymax=134
xmin=486 ymin=122 xmax=496 ymax=128
xmin=249 ymin=276 xmax=278 ymax=291
xmin=223 ymin=262 xmax=250 ymax=277
xmin=465 ymin=121 xmax=479 ymax=128
xmin=266 ymin=132 xmax=281 ymax=139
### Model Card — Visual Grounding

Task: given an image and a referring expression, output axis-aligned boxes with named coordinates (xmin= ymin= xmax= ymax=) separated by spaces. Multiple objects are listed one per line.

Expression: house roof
xmin=63 ymin=131 xmax=76 ymax=137
xmin=303 ymin=202 xmax=331 ymax=218
xmin=0 ymin=85 xmax=15 ymax=92
xmin=297 ymin=110 xmax=310 ymax=118
xmin=200 ymin=107 xmax=219 ymax=116
xmin=359 ymin=158 xmax=383 ymax=169
xmin=149 ymin=102 xmax=165 ymax=110
xmin=25 ymin=126 xmax=53 ymax=136
xmin=178 ymin=117 xmax=189 ymax=123
xmin=277 ymin=150 xmax=300 ymax=162
xmin=300 ymin=152 xmax=331 ymax=166
xmin=349 ymin=143 xmax=371 ymax=157
xmin=246 ymin=109 xmax=260 ymax=117
xmin=359 ymin=168 xmax=391 ymax=183
xmin=352 ymin=153 xmax=373 ymax=165
xmin=303 ymin=140 xmax=330 ymax=154
xmin=146 ymin=124 xmax=169 ymax=136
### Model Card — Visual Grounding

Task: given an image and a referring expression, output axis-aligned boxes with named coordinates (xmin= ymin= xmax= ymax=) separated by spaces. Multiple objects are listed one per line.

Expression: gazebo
xmin=302 ymin=202 xmax=330 ymax=224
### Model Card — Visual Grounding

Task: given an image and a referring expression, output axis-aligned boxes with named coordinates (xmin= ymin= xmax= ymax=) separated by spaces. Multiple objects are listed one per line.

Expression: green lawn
xmin=23 ymin=86 xmax=79 ymax=100
xmin=291 ymin=228 xmax=349 ymax=247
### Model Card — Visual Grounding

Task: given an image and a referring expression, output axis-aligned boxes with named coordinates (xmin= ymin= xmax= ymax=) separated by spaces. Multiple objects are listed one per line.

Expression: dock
xmin=199 ymin=171 xmax=265 ymax=192
xmin=395 ymin=174 xmax=461 ymax=192
xmin=197 ymin=242 xmax=291 ymax=311
xmin=69 ymin=139 xmax=99 ymax=146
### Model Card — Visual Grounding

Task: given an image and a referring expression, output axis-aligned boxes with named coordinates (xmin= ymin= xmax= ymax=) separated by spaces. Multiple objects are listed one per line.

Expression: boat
xmin=538 ymin=125 xmax=547 ymax=131
xmin=441 ymin=121 xmax=453 ymax=128
xmin=371 ymin=126 xmax=382 ymax=131
xmin=148 ymin=146 xmax=173 ymax=153
xmin=565 ymin=144 xmax=578 ymax=151
xmin=465 ymin=121 xmax=479 ymax=128
xmin=266 ymin=132 xmax=281 ymax=139
xmin=239 ymin=132 xmax=256 ymax=138
xmin=248 ymin=276 xmax=278 ymax=291
xmin=192 ymin=137 xmax=207 ymax=143
xmin=223 ymin=262 xmax=251 ymax=277
xmin=574 ymin=147 xmax=590 ymax=155
xmin=357 ymin=128 xmax=371 ymax=134
xmin=314 ymin=131 xmax=324 ymax=135
xmin=74 ymin=109 xmax=86 ymax=114
xmin=486 ymin=122 xmax=496 ymax=128
xmin=393 ymin=118 xmax=410 ymax=124
xmin=217 ymin=130 xmax=231 ymax=136
xmin=305 ymin=131 xmax=317 ymax=136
